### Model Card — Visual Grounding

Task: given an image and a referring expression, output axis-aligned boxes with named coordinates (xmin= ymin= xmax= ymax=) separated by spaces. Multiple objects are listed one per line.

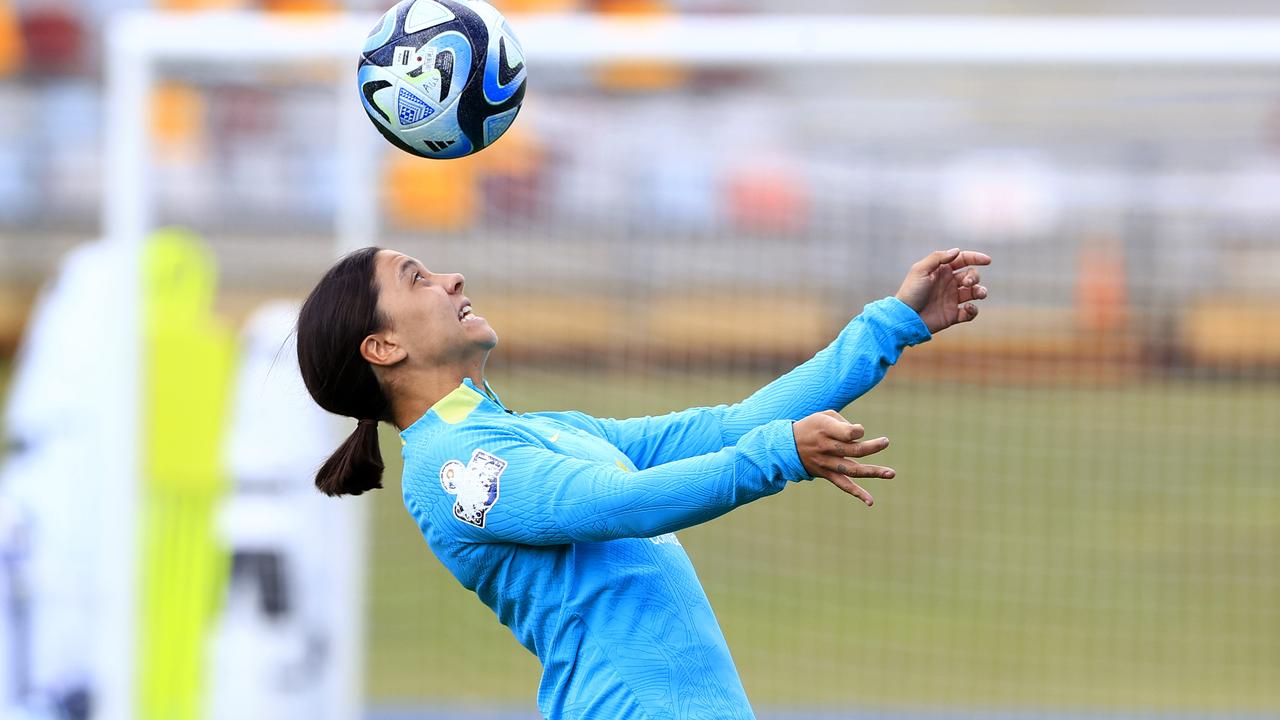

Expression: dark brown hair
xmin=297 ymin=247 xmax=389 ymax=496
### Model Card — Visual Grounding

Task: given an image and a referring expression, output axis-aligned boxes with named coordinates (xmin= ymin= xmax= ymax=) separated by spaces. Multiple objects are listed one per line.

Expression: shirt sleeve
xmin=580 ymin=296 xmax=931 ymax=469
xmin=407 ymin=417 xmax=807 ymax=546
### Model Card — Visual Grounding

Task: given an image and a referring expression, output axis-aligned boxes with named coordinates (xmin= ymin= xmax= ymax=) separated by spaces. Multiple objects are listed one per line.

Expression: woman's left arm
xmin=571 ymin=249 xmax=989 ymax=469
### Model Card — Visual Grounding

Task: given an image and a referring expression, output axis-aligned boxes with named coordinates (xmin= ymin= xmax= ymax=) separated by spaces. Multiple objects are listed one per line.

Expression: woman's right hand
xmin=792 ymin=410 xmax=894 ymax=507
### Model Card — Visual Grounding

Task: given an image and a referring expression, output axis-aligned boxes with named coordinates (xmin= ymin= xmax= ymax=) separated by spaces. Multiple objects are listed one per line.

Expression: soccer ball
xmin=358 ymin=0 xmax=527 ymax=160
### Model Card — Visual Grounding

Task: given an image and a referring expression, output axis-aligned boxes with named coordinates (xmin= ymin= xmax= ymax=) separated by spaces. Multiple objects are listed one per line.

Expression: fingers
xmin=806 ymin=413 xmax=893 ymax=507
xmin=798 ymin=411 xmax=895 ymax=507
xmin=915 ymin=248 xmax=991 ymax=275
xmin=822 ymin=420 xmax=865 ymax=444
xmin=832 ymin=460 xmax=895 ymax=480
xmin=955 ymin=267 xmax=981 ymax=287
xmin=957 ymin=285 xmax=988 ymax=303
xmin=915 ymin=247 xmax=962 ymax=275
xmin=823 ymin=471 xmax=874 ymax=507
xmin=953 ymin=265 xmax=986 ymax=323
xmin=816 ymin=411 xmax=865 ymax=441
xmin=816 ymin=413 xmax=885 ymax=456
xmin=819 ymin=436 xmax=893 ymax=475
xmin=822 ymin=435 xmax=889 ymax=460
xmin=848 ymin=436 xmax=889 ymax=458
xmin=947 ymin=250 xmax=992 ymax=272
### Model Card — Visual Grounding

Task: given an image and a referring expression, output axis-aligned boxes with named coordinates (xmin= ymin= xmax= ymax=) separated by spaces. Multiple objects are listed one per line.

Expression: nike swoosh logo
xmin=547 ymin=431 xmax=561 ymax=443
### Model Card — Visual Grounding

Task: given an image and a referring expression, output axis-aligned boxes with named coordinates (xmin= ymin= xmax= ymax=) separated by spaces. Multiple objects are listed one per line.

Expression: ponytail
xmin=314 ymin=418 xmax=384 ymax=497
xmin=297 ymin=247 xmax=393 ymax=498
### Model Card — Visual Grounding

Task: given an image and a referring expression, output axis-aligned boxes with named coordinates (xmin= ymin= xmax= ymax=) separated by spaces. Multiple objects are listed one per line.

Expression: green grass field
xmin=366 ymin=367 xmax=1280 ymax=712
xmin=1 ymin=361 xmax=1275 ymax=712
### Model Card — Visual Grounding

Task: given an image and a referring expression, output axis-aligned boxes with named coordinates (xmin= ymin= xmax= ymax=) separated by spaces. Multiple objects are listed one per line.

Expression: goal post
xmin=99 ymin=11 xmax=1280 ymax=720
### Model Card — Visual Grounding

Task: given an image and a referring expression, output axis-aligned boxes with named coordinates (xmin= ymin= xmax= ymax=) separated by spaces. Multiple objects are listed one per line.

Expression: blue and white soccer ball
xmin=358 ymin=0 xmax=527 ymax=160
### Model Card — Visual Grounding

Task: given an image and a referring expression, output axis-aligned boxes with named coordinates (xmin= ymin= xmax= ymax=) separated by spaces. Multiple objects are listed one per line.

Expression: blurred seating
xmin=505 ymin=0 xmax=581 ymax=10
xmin=468 ymin=291 xmax=827 ymax=362
xmin=151 ymin=82 xmax=206 ymax=161
xmin=158 ymin=0 xmax=247 ymax=9
xmin=1075 ymin=236 xmax=1129 ymax=335
xmin=0 ymin=1 xmax=19 ymax=77
xmin=382 ymin=125 xmax=544 ymax=230
xmin=904 ymin=306 xmax=1143 ymax=384
xmin=383 ymin=151 xmax=479 ymax=230
xmin=261 ymin=0 xmax=341 ymax=13
xmin=724 ymin=160 xmax=811 ymax=236
xmin=482 ymin=292 xmax=625 ymax=358
xmin=1182 ymin=300 xmax=1280 ymax=366
xmin=18 ymin=5 xmax=81 ymax=77
xmin=476 ymin=123 xmax=544 ymax=220
xmin=644 ymin=293 xmax=828 ymax=357
xmin=591 ymin=0 xmax=688 ymax=91
xmin=0 ymin=289 xmax=29 ymax=357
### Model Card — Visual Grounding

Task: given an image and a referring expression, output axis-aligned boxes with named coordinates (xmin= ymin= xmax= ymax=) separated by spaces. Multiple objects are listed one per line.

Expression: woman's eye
xmin=413 ymin=271 xmax=423 ymax=284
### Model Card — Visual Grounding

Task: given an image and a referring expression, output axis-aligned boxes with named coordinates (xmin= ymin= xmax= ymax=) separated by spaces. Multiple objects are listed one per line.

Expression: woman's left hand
xmin=894 ymin=248 xmax=992 ymax=334
xmin=793 ymin=410 xmax=894 ymax=507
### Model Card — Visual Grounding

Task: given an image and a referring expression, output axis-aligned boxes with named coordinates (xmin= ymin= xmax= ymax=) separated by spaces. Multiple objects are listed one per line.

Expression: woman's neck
xmin=388 ymin=362 xmax=486 ymax=431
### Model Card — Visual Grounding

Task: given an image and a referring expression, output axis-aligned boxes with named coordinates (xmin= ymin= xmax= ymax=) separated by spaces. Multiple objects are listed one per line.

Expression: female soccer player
xmin=297 ymin=247 xmax=989 ymax=719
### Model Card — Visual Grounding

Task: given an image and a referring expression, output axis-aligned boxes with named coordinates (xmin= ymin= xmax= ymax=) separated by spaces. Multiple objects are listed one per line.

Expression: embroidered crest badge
xmin=440 ymin=449 xmax=506 ymax=528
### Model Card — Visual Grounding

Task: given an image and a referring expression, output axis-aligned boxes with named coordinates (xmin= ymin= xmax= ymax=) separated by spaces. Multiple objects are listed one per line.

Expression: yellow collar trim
xmin=431 ymin=383 xmax=485 ymax=425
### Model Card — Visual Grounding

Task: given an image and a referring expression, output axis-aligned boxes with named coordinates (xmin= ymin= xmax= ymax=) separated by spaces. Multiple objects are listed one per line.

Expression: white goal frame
xmin=100 ymin=11 xmax=1280 ymax=720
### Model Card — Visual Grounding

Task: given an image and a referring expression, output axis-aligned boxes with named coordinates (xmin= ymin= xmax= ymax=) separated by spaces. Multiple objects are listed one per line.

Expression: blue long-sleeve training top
xmin=399 ymin=296 xmax=931 ymax=719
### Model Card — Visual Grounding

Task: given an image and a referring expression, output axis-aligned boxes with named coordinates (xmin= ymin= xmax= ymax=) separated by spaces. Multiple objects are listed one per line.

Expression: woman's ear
xmin=360 ymin=331 xmax=407 ymax=367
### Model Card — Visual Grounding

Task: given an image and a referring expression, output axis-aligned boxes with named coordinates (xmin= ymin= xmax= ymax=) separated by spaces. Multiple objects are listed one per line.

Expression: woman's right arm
xmin=406 ymin=412 xmax=891 ymax=546
xmin=578 ymin=249 xmax=989 ymax=470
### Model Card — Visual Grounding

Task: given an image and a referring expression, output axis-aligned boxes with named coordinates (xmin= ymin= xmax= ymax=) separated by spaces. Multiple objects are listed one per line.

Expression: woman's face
xmin=371 ymin=249 xmax=498 ymax=367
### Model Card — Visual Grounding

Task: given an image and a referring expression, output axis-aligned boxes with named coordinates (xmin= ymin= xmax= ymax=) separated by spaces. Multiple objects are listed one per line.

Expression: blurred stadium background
xmin=1 ymin=1 xmax=1278 ymax=719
